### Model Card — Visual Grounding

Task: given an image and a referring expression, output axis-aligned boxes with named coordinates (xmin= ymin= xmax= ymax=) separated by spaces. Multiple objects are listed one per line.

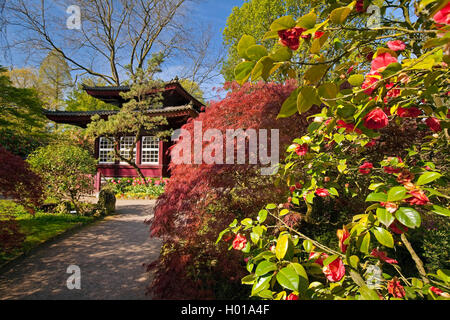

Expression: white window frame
xmin=119 ymin=136 xmax=137 ymax=165
xmin=99 ymin=137 xmax=115 ymax=164
xmin=141 ymin=136 xmax=160 ymax=165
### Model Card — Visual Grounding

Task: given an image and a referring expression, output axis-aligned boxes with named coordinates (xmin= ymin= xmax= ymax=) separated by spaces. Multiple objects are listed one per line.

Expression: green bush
xmin=107 ymin=177 xmax=167 ymax=199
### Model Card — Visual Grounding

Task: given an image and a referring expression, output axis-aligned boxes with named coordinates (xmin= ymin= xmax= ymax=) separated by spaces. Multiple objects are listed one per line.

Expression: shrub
xmin=147 ymin=81 xmax=313 ymax=299
xmin=107 ymin=177 xmax=168 ymax=199
xmin=27 ymin=143 xmax=97 ymax=215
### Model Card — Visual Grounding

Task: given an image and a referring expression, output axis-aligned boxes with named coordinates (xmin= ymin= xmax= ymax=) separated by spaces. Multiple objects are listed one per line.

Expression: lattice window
xmin=99 ymin=137 xmax=115 ymax=164
xmin=141 ymin=136 xmax=159 ymax=164
xmin=120 ymin=136 xmax=136 ymax=164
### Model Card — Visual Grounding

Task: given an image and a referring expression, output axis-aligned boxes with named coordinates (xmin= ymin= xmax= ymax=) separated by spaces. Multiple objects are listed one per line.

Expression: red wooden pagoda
xmin=44 ymin=80 xmax=204 ymax=191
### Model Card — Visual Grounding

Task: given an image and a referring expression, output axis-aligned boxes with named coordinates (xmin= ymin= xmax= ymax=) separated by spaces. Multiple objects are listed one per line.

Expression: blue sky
xmin=1 ymin=0 xmax=245 ymax=101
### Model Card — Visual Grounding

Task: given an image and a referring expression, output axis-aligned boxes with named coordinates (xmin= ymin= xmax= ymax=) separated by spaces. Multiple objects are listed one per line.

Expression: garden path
xmin=0 ymin=200 xmax=161 ymax=300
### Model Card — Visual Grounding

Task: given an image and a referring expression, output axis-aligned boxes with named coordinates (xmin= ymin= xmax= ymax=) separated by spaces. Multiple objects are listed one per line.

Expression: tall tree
xmin=86 ymin=54 xmax=171 ymax=184
xmin=3 ymin=67 xmax=39 ymax=89
xmin=5 ymin=0 xmax=191 ymax=86
xmin=38 ymin=49 xmax=72 ymax=111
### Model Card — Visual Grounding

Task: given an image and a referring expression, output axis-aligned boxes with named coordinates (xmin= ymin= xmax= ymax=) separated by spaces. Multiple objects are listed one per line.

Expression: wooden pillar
xmin=159 ymin=139 xmax=164 ymax=178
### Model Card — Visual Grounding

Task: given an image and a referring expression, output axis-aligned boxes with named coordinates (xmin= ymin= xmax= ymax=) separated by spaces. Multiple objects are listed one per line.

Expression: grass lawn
xmin=0 ymin=201 xmax=97 ymax=267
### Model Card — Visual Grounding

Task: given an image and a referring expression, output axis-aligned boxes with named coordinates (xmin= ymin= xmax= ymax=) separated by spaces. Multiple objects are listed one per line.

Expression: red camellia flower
xmin=232 ymin=234 xmax=247 ymax=251
xmin=433 ymin=2 xmax=450 ymax=25
xmin=407 ymin=190 xmax=429 ymax=206
xmin=322 ymin=258 xmax=346 ymax=282
xmin=315 ymin=188 xmax=330 ymax=197
xmin=387 ymin=278 xmax=406 ymax=298
xmin=359 ymin=162 xmax=374 ymax=175
xmin=371 ymin=248 xmax=398 ymax=264
xmin=295 ymin=143 xmax=309 ymax=156
xmin=286 ymin=293 xmax=299 ymax=300
xmin=314 ymin=31 xmax=325 ymax=39
xmin=278 ymin=27 xmax=306 ymax=51
xmin=337 ymin=120 xmax=363 ymax=134
xmin=362 ymin=72 xmax=382 ymax=95
xmin=389 ymin=220 xmax=409 ymax=235
xmin=387 ymin=40 xmax=406 ymax=51
xmin=426 ymin=118 xmax=442 ymax=132
xmin=309 ymin=252 xmax=327 ymax=266
xmin=337 ymin=226 xmax=350 ymax=253
xmin=371 ymin=52 xmax=398 ymax=73
xmin=397 ymin=107 xmax=421 ymax=118
xmin=384 ymin=166 xmax=402 ymax=174
xmin=364 ymin=108 xmax=389 ymax=130
xmin=356 ymin=0 xmax=365 ymax=13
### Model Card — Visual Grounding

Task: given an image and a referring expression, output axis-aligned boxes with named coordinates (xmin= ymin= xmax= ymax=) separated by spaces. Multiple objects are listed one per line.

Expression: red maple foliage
xmin=146 ymin=81 xmax=313 ymax=299
xmin=0 ymin=145 xmax=42 ymax=252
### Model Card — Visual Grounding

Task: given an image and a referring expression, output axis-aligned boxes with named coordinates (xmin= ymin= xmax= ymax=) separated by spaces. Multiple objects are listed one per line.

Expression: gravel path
xmin=0 ymin=200 xmax=161 ymax=300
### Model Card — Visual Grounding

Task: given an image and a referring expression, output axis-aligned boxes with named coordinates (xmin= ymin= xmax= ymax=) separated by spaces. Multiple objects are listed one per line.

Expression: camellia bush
xmin=218 ymin=0 xmax=449 ymax=300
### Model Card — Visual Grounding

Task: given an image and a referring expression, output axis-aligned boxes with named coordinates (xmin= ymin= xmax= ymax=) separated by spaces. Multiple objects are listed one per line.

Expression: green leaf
xmin=251 ymin=275 xmax=272 ymax=296
xmin=359 ymin=285 xmax=380 ymax=300
xmin=318 ymin=82 xmax=338 ymax=106
xmin=360 ymin=233 xmax=371 ymax=254
xmin=376 ymin=208 xmax=395 ymax=228
xmin=266 ymin=203 xmax=277 ymax=210
xmin=263 ymin=30 xmax=279 ymax=40
xmin=395 ymin=207 xmax=422 ymax=228
xmin=348 ymin=74 xmax=365 ymax=87
xmin=304 ymin=64 xmax=329 ymax=85
xmin=366 ymin=192 xmax=388 ymax=202
xmin=276 ymin=266 xmax=300 ymax=291
xmin=416 ymin=172 xmax=442 ymax=186
xmin=237 ymin=35 xmax=256 ymax=59
xmin=279 ymin=209 xmax=290 ymax=217
xmin=270 ymin=15 xmax=296 ymax=31
xmin=297 ymin=86 xmax=320 ymax=114
xmin=388 ymin=186 xmax=407 ymax=202
xmin=278 ymin=87 xmax=300 ymax=119
xmin=235 ymin=61 xmax=255 ymax=83
xmin=432 ymin=205 xmax=450 ymax=217
xmin=257 ymin=290 xmax=274 ymax=299
xmin=242 ymin=274 xmax=256 ymax=285
xmin=269 ymin=46 xmax=292 ymax=62
xmin=290 ymin=263 xmax=309 ymax=292
xmin=330 ymin=7 xmax=352 ymax=25
xmin=381 ymin=62 xmax=402 ymax=78
xmin=258 ymin=209 xmax=268 ymax=223
xmin=349 ymin=256 xmax=360 ymax=269
xmin=276 ymin=234 xmax=290 ymax=260
xmin=241 ymin=218 xmax=253 ymax=226
xmin=255 ymin=261 xmax=277 ymax=276
xmin=372 ymin=227 xmax=394 ymax=248
xmin=251 ymin=56 xmax=275 ymax=81
xmin=296 ymin=12 xmax=317 ymax=29
xmin=303 ymin=240 xmax=314 ymax=253
xmin=246 ymin=45 xmax=268 ymax=61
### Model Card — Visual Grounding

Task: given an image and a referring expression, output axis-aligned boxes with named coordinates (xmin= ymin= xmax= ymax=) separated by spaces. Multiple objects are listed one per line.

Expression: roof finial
xmin=174 ymin=76 xmax=179 ymax=82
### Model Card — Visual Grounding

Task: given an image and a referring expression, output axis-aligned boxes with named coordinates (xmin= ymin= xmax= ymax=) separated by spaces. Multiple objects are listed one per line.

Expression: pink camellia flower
xmin=322 ymin=258 xmax=346 ymax=282
xmin=371 ymin=52 xmax=398 ymax=73
xmin=286 ymin=293 xmax=299 ymax=300
xmin=426 ymin=118 xmax=442 ymax=132
xmin=232 ymin=234 xmax=247 ymax=251
xmin=384 ymin=166 xmax=402 ymax=174
xmin=407 ymin=190 xmax=430 ymax=206
xmin=397 ymin=107 xmax=421 ymax=118
xmin=362 ymin=72 xmax=382 ymax=95
xmin=315 ymin=188 xmax=330 ymax=197
xmin=433 ymin=2 xmax=450 ymax=25
xmin=337 ymin=226 xmax=350 ymax=253
xmin=380 ymin=201 xmax=398 ymax=214
xmin=371 ymin=248 xmax=398 ymax=264
xmin=388 ymin=278 xmax=406 ymax=298
xmin=364 ymin=108 xmax=389 ymax=130
xmin=295 ymin=143 xmax=309 ymax=156
xmin=278 ymin=27 xmax=306 ymax=51
xmin=359 ymin=162 xmax=374 ymax=175
xmin=387 ymin=40 xmax=406 ymax=51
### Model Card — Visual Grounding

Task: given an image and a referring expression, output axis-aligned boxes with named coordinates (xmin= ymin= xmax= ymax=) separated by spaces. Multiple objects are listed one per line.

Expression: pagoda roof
xmin=44 ymin=105 xmax=199 ymax=128
xmin=82 ymin=80 xmax=204 ymax=109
